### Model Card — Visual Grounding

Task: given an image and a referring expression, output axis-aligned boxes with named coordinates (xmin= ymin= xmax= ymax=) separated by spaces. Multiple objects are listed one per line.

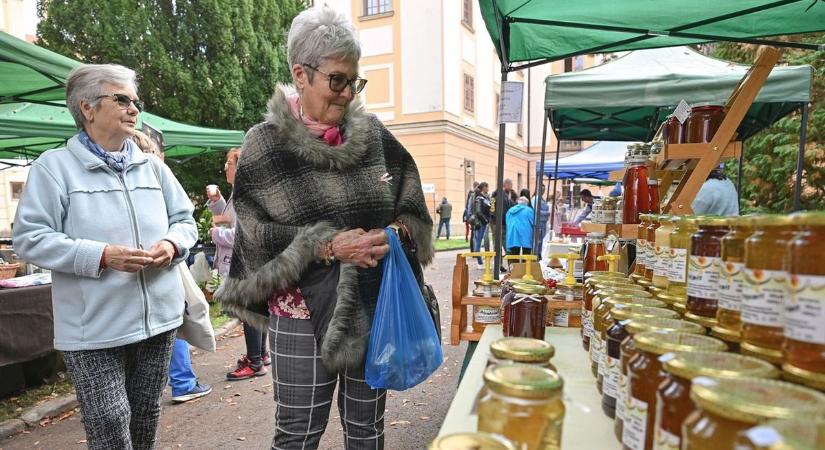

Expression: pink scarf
xmin=287 ymin=94 xmax=344 ymax=146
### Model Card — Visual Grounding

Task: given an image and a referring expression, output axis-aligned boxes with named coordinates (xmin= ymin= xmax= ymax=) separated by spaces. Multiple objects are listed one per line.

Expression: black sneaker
xmin=171 ymin=382 xmax=212 ymax=403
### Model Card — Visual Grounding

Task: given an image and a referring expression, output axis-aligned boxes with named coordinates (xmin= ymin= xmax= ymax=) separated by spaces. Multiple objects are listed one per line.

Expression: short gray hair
xmin=66 ymin=64 xmax=138 ymax=128
xmin=287 ymin=7 xmax=360 ymax=77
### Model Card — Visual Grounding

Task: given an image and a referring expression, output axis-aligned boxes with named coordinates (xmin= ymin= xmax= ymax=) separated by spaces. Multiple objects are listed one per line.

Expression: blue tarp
xmin=539 ymin=141 xmax=631 ymax=179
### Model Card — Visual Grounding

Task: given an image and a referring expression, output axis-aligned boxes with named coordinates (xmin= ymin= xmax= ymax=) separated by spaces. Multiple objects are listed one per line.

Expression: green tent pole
xmin=492 ymin=0 xmax=508 ymax=277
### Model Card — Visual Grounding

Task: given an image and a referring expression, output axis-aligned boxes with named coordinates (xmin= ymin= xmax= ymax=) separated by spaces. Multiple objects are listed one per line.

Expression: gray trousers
xmin=269 ymin=316 xmax=386 ymax=450
xmin=63 ymin=330 xmax=176 ymax=450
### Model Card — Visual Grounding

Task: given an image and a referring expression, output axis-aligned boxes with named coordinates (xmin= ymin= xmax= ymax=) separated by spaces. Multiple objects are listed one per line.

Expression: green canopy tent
xmin=478 ymin=0 xmax=825 ymax=273
xmin=0 ymin=31 xmax=243 ymax=160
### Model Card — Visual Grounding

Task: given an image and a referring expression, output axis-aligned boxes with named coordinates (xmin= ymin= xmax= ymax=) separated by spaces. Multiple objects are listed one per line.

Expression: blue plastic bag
xmin=365 ymin=229 xmax=443 ymax=390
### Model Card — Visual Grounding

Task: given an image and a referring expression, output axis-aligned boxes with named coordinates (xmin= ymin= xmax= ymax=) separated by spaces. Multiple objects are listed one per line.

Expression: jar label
xmin=741 ymin=269 xmax=786 ymax=327
xmin=785 ymin=274 xmax=825 ymax=345
xmin=582 ymin=309 xmax=593 ymax=338
xmin=654 ymin=426 xmax=680 ymax=450
xmin=667 ymin=248 xmax=688 ymax=283
xmin=644 ymin=242 xmax=656 ymax=268
xmin=687 ymin=256 xmax=720 ymax=300
xmin=598 ymin=343 xmax=607 ymax=376
xmin=553 ymin=309 xmax=569 ymax=327
xmin=638 ymin=239 xmax=648 ymax=266
xmin=590 ymin=335 xmax=602 ymax=366
xmin=604 ymin=356 xmax=620 ymax=398
xmin=616 ymin=372 xmax=628 ymax=421
xmin=718 ymin=261 xmax=745 ymax=312
xmin=474 ymin=306 xmax=501 ymax=324
xmin=622 ymin=396 xmax=648 ymax=450
xmin=654 ymin=245 xmax=670 ymax=278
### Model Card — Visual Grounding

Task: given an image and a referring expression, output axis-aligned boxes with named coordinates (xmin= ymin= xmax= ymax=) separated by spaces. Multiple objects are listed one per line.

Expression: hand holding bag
xmin=176 ymin=263 xmax=217 ymax=352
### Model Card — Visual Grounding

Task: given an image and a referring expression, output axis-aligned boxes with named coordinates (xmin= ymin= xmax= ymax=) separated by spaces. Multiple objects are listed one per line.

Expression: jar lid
xmin=656 ymin=215 xmax=672 ymax=224
xmin=483 ymin=364 xmax=564 ymax=399
xmin=663 ymin=351 xmax=779 ymax=381
xmin=634 ymin=330 xmax=727 ymax=355
xmin=725 ymin=216 xmax=753 ymax=227
xmin=429 ymin=433 xmax=517 ymax=450
xmin=639 ymin=214 xmax=652 ymax=222
xmin=690 ymin=104 xmax=724 ymax=111
xmin=586 ymin=232 xmax=606 ymax=238
xmin=684 ymin=311 xmax=718 ymax=329
xmin=626 ymin=317 xmax=705 ymax=335
xmin=593 ymin=282 xmax=646 ymax=293
xmin=655 ymin=292 xmax=685 ymax=305
xmin=513 ymin=284 xmax=547 ymax=295
xmin=738 ymin=418 xmax=825 ymax=450
xmin=509 ymin=278 xmax=543 ymax=286
xmin=597 ymin=288 xmax=651 ymax=298
xmin=690 ymin=377 xmax=825 ymax=424
xmin=636 ymin=279 xmax=654 ymax=288
xmin=585 ymin=271 xmax=626 ymax=281
xmin=790 ymin=211 xmax=825 ymax=226
xmin=750 ymin=214 xmax=795 ymax=227
xmin=490 ymin=337 xmax=555 ymax=362
xmin=611 ymin=304 xmax=676 ymax=320
xmin=695 ymin=216 xmax=730 ymax=227
xmin=673 ymin=302 xmax=687 ymax=314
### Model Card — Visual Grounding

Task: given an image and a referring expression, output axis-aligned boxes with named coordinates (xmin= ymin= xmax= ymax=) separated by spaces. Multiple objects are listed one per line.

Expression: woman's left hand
xmin=146 ymin=240 xmax=176 ymax=268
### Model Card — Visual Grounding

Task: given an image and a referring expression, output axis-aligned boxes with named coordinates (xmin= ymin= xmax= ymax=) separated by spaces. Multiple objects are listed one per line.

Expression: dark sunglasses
xmin=303 ymin=64 xmax=367 ymax=94
xmin=97 ymin=93 xmax=143 ymax=112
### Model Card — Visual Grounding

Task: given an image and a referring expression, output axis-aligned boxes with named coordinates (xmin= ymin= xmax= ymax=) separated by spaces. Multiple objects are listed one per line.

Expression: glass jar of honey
xmin=615 ymin=318 xmax=706 ymax=441
xmin=654 ymin=352 xmax=778 ymax=450
xmin=685 ymin=104 xmax=724 ymax=144
xmin=429 ymin=432 xmax=517 ymax=450
xmin=602 ymin=306 xmax=679 ymax=419
xmin=623 ymin=331 xmax=726 ymax=450
xmin=682 ymin=377 xmax=825 ymax=450
xmin=583 ymin=274 xmax=631 ymax=350
xmin=478 ymin=364 xmax=565 ymax=450
xmin=685 ymin=216 xmax=728 ymax=327
xmin=653 ymin=216 xmax=674 ymax=289
xmin=584 ymin=232 xmax=608 ymax=274
xmin=502 ymin=284 xmax=548 ymax=340
xmin=712 ymin=216 xmax=754 ymax=347
xmin=666 ymin=216 xmax=697 ymax=298
xmin=489 ymin=337 xmax=556 ymax=371
xmin=663 ymin=115 xmax=685 ymax=145
xmin=635 ymin=214 xmax=652 ymax=278
xmin=645 ymin=216 xmax=661 ymax=281
xmin=783 ymin=212 xmax=825 ymax=391
xmin=734 ymin=418 xmax=825 ymax=450
xmin=592 ymin=294 xmax=658 ymax=381
xmin=741 ymin=214 xmax=796 ymax=364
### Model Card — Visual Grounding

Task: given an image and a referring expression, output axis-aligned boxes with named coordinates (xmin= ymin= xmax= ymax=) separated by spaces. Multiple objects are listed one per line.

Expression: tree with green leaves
xmin=36 ymin=0 xmax=305 ymax=211
xmin=713 ymin=34 xmax=825 ymax=212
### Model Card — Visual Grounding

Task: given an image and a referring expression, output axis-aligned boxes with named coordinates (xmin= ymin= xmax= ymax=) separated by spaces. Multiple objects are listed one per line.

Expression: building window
xmin=564 ymin=58 xmax=573 ymax=73
xmin=517 ymin=173 xmax=523 ymax=191
xmin=517 ymin=122 xmax=524 ymax=138
xmin=462 ymin=0 xmax=473 ymax=28
xmin=10 ymin=182 xmax=24 ymax=200
xmin=464 ymin=74 xmax=475 ymax=113
xmin=364 ymin=0 xmax=392 ymax=16
xmin=574 ymin=55 xmax=585 ymax=71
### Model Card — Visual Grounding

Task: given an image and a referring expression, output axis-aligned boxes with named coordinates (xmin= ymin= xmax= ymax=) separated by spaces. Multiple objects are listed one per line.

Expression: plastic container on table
xmin=712 ymin=216 xmax=754 ymax=348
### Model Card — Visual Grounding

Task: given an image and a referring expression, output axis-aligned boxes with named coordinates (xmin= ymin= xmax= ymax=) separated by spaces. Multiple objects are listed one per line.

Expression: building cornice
xmin=386 ymin=120 xmax=532 ymax=159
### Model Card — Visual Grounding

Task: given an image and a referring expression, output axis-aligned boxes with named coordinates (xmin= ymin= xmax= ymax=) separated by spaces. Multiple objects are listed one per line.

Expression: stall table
xmin=439 ymin=325 xmax=620 ymax=449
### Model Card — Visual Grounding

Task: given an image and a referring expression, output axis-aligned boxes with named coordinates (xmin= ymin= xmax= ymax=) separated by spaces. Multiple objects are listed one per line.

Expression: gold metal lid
xmin=695 ymin=216 xmax=730 ymax=227
xmin=634 ymin=330 xmax=727 ymax=356
xmin=490 ymin=337 xmax=555 ymax=363
xmin=513 ymin=284 xmax=547 ymax=295
xmin=626 ymin=317 xmax=706 ymax=335
xmin=585 ymin=271 xmax=627 ymax=280
xmin=663 ymin=351 xmax=779 ymax=381
xmin=738 ymin=418 xmax=825 ymax=450
xmin=750 ymin=214 xmax=796 ymax=227
xmin=656 ymin=292 xmax=684 ymax=305
xmin=725 ymin=216 xmax=754 ymax=228
xmin=597 ymin=288 xmax=652 ymax=298
xmin=741 ymin=342 xmax=784 ymax=364
xmin=790 ymin=211 xmax=825 ymax=227
xmin=639 ymin=214 xmax=652 ymax=222
xmin=782 ymin=362 xmax=825 ymax=391
xmin=593 ymin=279 xmax=642 ymax=288
xmin=429 ymin=433 xmax=517 ymax=450
xmin=508 ymin=278 xmax=543 ymax=286
xmin=672 ymin=302 xmax=687 ymax=314
xmin=684 ymin=311 xmax=718 ymax=328
xmin=710 ymin=325 xmax=743 ymax=343
xmin=636 ymin=279 xmax=654 ymax=288
xmin=611 ymin=304 xmax=675 ymax=320
xmin=689 ymin=377 xmax=825 ymax=424
xmin=483 ymin=364 xmax=564 ymax=399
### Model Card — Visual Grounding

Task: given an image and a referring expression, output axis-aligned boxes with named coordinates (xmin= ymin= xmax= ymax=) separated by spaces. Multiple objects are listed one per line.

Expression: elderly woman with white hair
xmin=13 ymin=64 xmax=197 ymax=449
xmin=215 ymin=7 xmax=433 ymax=450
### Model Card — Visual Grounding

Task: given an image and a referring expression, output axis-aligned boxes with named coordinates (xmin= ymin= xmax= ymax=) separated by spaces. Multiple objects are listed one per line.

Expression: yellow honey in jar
xmin=635 ymin=214 xmax=652 ymax=278
xmin=712 ymin=216 xmax=754 ymax=346
xmin=666 ymin=216 xmax=697 ymax=298
xmin=741 ymin=214 xmax=796 ymax=364
xmin=478 ymin=364 xmax=565 ymax=450
xmin=652 ymin=216 xmax=674 ymax=289
xmin=734 ymin=418 xmax=825 ymax=450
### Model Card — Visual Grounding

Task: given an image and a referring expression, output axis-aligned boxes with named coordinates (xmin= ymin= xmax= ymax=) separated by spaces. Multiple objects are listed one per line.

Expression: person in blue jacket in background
xmin=505 ymin=196 xmax=535 ymax=255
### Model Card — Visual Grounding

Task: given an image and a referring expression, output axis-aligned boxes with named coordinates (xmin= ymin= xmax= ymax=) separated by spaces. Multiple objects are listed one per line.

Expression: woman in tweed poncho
xmin=215 ymin=7 xmax=433 ymax=450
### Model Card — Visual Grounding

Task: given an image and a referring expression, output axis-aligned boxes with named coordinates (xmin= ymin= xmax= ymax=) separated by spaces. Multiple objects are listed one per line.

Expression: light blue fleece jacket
xmin=12 ymin=135 xmax=197 ymax=351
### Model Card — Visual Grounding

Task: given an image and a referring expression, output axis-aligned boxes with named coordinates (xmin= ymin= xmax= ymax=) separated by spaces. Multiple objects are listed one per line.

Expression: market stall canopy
xmin=0 ymin=102 xmax=244 ymax=159
xmin=544 ymin=46 xmax=813 ymax=141
xmin=479 ymin=0 xmax=825 ymax=68
xmin=0 ymin=31 xmax=78 ymax=105
xmin=539 ymin=141 xmax=629 ymax=179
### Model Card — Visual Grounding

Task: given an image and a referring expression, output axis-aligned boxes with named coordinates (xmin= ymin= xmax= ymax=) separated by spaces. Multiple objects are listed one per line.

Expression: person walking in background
xmin=133 ymin=130 xmax=212 ymax=403
xmin=471 ymin=182 xmax=492 ymax=268
xmin=13 ymin=64 xmax=197 ymax=449
xmin=531 ymin=185 xmax=550 ymax=256
xmin=206 ymin=149 xmax=271 ymax=381
xmin=505 ymin=197 xmax=535 ymax=255
xmin=464 ymin=181 xmax=479 ymax=242
xmin=692 ymin=167 xmax=740 ymax=216
xmin=436 ymin=197 xmax=453 ymax=240
xmin=519 ymin=188 xmax=531 ymax=203
xmin=490 ymin=178 xmax=515 ymax=256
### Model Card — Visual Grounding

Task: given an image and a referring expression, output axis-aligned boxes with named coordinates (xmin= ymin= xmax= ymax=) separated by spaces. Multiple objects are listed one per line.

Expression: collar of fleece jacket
xmin=215 ymin=85 xmax=433 ymax=370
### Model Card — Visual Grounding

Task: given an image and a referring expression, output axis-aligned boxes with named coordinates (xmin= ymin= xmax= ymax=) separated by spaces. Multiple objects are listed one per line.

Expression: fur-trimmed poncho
xmin=215 ymin=86 xmax=433 ymax=370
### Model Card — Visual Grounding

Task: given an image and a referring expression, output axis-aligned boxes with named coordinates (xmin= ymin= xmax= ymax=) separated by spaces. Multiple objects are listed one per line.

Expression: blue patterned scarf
xmin=78 ymin=130 xmax=132 ymax=172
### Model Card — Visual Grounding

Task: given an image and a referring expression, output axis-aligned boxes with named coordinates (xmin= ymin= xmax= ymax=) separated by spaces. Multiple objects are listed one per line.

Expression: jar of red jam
xmin=685 ymin=216 xmax=728 ymax=329
xmin=685 ymin=104 xmax=724 ymax=143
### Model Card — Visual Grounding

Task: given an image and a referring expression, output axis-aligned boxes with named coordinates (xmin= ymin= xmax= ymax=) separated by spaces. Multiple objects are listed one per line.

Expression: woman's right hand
xmin=102 ymin=245 xmax=153 ymax=272
xmin=331 ymin=229 xmax=390 ymax=268
xmin=206 ymin=185 xmax=221 ymax=202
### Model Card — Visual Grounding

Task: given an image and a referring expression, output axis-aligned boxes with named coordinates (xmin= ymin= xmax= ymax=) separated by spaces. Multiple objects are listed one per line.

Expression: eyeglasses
xmin=303 ymin=64 xmax=367 ymax=94
xmin=97 ymin=93 xmax=143 ymax=112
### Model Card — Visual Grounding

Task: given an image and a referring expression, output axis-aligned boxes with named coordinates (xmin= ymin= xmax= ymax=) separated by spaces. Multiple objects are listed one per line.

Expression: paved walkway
xmin=0 ymin=249 xmax=474 ymax=450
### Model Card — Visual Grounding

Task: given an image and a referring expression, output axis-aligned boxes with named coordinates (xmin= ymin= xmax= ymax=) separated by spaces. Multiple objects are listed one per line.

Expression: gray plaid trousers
xmin=62 ymin=329 xmax=176 ymax=450
xmin=269 ymin=316 xmax=386 ymax=450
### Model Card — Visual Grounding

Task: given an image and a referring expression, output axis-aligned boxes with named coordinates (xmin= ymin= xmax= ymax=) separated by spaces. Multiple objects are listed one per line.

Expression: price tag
xmin=673 ymin=100 xmax=691 ymax=124
xmin=497 ymin=81 xmax=524 ymax=124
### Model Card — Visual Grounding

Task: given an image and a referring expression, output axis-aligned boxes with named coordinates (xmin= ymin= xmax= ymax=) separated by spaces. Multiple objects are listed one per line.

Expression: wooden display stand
xmin=450 ymin=253 xmax=500 ymax=345
xmin=580 ymin=222 xmax=638 ymax=239
xmin=659 ymin=46 xmax=779 ymax=215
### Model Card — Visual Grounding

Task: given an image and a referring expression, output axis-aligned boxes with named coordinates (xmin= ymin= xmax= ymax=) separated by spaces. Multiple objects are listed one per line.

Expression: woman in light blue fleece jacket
xmin=12 ymin=64 xmax=197 ymax=450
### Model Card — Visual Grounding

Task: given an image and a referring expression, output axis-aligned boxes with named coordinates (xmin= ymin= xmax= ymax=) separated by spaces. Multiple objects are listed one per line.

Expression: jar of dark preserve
xmin=685 ymin=216 xmax=729 ymax=326
xmin=663 ymin=115 xmax=684 ymax=146
xmin=502 ymin=284 xmax=547 ymax=340
xmin=685 ymin=105 xmax=724 ymax=143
